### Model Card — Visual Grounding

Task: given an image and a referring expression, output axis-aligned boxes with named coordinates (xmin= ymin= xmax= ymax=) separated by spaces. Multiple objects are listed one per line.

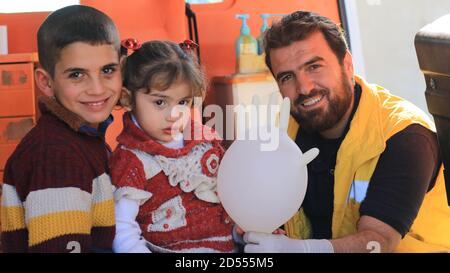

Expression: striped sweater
xmin=1 ymin=97 xmax=115 ymax=252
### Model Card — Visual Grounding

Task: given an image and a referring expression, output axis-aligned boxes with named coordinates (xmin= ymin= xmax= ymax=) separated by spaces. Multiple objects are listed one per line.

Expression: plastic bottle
xmin=257 ymin=14 xmax=271 ymax=55
xmin=257 ymin=14 xmax=286 ymax=55
xmin=235 ymin=14 xmax=257 ymax=57
xmin=235 ymin=14 xmax=258 ymax=73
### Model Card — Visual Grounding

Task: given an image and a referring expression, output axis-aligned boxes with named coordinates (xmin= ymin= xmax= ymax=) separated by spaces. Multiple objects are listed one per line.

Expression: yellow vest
xmin=285 ymin=75 xmax=450 ymax=252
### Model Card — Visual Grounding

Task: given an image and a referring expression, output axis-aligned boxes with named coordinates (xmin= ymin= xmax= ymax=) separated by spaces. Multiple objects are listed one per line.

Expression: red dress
xmin=110 ymin=112 xmax=235 ymax=252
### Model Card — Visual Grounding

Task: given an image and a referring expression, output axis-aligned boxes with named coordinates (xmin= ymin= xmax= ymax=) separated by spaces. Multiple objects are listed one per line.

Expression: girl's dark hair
xmin=264 ymin=11 xmax=349 ymax=71
xmin=122 ymin=40 xmax=206 ymax=105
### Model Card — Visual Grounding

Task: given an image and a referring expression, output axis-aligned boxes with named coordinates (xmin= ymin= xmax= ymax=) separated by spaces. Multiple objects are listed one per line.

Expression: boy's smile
xmin=49 ymin=42 xmax=122 ymax=128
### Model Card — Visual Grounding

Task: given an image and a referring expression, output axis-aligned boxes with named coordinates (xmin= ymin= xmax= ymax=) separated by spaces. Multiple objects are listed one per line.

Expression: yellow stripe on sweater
xmin=1 ymin=205 xmax=26 ymax=231
xmin=27 ymin=211 xmax=91 ymax=247
xmin=92 ymin=199 xmax=115 ymax=227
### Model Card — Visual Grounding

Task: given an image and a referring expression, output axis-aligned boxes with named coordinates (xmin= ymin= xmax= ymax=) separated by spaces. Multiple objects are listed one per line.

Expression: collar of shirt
xmin=79 ymin=114 xmax=114 ymax=138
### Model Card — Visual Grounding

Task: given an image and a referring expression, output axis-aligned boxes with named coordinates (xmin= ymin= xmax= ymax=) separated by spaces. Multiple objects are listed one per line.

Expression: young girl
xmin=110 ymin=39 xmax=237 ymax=253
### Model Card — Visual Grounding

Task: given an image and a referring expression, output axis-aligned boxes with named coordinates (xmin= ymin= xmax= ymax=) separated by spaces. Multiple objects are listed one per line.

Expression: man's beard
xmin=291 ymin=69 xmax=353 ymax=134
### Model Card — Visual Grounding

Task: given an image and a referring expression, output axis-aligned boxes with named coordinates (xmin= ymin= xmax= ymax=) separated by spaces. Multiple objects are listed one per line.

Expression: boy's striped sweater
xmin=1 ymin=97 xmax=115 ymax=252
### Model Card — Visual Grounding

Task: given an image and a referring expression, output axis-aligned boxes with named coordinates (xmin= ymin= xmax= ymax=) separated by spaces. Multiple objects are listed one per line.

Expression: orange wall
xmin=81 ymin=0 xmax=187 ymax=42
xmin=191 ymin=0 xmax=341 ymax=80
xmin=0 ymin=0 xmax=187 ymax=54
xmin=0 ymin=12 xmax=49 ymax=54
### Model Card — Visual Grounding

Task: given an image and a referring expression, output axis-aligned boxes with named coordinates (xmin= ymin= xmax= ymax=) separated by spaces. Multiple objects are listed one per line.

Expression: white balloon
xmin=217 ymin=94 xmax=319 ymax=233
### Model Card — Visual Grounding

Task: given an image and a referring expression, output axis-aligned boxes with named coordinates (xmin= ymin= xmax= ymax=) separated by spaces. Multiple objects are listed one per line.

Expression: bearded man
xmin=242 ymin=11 xmax=450 ymax=253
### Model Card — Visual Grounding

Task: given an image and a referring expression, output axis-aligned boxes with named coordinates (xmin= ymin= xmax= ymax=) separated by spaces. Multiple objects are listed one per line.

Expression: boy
xmin=0 ymin=5 xmax=122 ymax=252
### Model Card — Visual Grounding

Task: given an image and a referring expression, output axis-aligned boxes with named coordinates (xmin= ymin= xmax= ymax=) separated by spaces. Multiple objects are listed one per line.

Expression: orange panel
xmin=0 ymin=143 xmax=17 ymax=172
xmin=0 ymin=63 xmax=35 ymax=117
xmin=0 ymin=12 xmax=49 ymax=54
xmin=0 ymin=170 xmax=3 ymax=184
xmin=1 ymin=1 xmax=187 ymax=54
xmin=0 ymin=63 xmax=34 ymax=91
xmin=0 ymin=126 xmax=26 ymax=175
xmin=81 ymin=0 xmax=187 ymax=42
xmin=0 ymin=117 xmax=35 ymax=145
xmin=0 ymin=53 xmax=39 ymax=64
xmin=213 ymin=72 xmax=274 ymax=84
xmin=0 ymin=90 xmax=35 ymax=117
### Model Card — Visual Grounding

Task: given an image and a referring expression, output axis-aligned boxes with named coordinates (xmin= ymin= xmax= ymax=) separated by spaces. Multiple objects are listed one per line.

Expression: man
xmin=243 ymin=11 xmax=450 ymax=253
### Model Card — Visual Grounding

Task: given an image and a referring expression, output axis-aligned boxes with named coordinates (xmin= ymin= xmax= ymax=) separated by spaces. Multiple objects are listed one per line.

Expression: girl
xmin=110 ymin=39 xmax=237 ymax=253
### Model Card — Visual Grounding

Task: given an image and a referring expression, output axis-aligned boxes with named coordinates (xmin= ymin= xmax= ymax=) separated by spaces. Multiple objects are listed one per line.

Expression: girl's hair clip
xmin=121 ymin=38 xmax=142 ymax=52
xmin=179 ymin=39 xmax=199 ymax=52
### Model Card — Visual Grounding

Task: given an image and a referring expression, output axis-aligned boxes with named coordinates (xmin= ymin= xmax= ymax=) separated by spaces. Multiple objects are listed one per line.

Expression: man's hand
xmin=243 ymin=232 xmax=334 ymax=253
xmin=235 ymin=226 xmax=286 ymax=235
xmin=233 ymin=226 xmax=286 ymax=248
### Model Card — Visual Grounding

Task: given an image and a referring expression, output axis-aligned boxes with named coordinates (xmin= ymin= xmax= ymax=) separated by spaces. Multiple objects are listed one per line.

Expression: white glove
xmin=243 ymin=232 xmax=334 ymax=253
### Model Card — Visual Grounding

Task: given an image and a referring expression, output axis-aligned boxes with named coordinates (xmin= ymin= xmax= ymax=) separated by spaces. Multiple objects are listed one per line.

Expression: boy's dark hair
xmin=123 ymin=40 xmax=206 ymax=105
xmin=264 ymin=11 xmax=349 ymax=71
xmin=37 ymin=5 xmax=120 ymax=77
